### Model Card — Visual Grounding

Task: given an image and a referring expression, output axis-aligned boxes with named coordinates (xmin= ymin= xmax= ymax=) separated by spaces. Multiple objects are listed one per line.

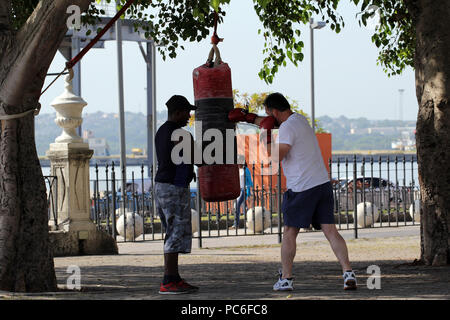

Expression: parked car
xmin=331 ymin=179 xmax=348 ymax=190
xmin=336 ymin=177 xmax=395 ymax=193
xmin=119 ymin=179 xmax=152 ymax=194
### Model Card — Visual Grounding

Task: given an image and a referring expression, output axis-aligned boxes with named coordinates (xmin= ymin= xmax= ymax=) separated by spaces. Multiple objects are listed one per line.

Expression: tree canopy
xmin=76 ymin=0 xmax=415 ymax=83
xmin=7 ymin=1 xmax=415 ymax=83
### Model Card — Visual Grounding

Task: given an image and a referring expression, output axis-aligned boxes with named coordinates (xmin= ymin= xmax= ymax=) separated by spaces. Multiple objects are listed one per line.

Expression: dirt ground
xmin=1 ymin=227 xmax=448 ymax=300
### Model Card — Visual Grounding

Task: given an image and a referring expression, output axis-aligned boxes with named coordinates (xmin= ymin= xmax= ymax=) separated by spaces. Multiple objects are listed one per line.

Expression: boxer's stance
xmin=228 ymin=93 xmax=357 ymax=291
xmin=155 ymin=95 xmax=199 ymax=295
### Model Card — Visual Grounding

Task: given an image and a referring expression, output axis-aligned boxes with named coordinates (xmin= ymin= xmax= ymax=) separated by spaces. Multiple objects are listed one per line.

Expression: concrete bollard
xmin=246 ymin=206 xmax=271 ymax=233
xmin=116 ymin=211 xmax=144 ymax=241
xmin=356 ymin=202 xmax=379 ymax=227
xmin=409 ymin=199 xmax=421 ymax=223
xmin=191 ymin=209 xmax=199 ymax=234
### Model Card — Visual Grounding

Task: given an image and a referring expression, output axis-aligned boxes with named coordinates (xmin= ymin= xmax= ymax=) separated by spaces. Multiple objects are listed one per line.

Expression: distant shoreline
xmin=38 ymin=151 xmax=417 ymax=167
xmin=37 ymin=150 xmax=417 ymax=160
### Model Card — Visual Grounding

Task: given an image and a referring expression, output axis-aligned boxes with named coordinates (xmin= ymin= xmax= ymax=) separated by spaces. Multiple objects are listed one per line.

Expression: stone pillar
xmin=46 ymin=69 xmax=117 ymax=256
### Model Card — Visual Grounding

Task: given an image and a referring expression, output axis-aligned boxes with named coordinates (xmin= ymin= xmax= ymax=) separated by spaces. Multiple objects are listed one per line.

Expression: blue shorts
xmin=282 ymin=181 xmax=335 ymax=230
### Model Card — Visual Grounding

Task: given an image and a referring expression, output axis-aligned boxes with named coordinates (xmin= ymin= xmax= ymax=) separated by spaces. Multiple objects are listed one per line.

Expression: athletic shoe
xmin=177 ymin=279 xmax=199 ymax=293
xmin=273 ymin=269 xmax=294 ymax=291
xmin=343 ymin=270 xmax=357 ymax=290
xmin=159 ymin=281 xmax=192 ymax=295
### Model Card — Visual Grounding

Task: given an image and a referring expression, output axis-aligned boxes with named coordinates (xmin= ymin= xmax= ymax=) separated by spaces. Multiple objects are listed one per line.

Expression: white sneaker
xmin=343 ymin=270 xmax=357 ymax=290
xmin=273 ymin=270 xmax=294 ymax=291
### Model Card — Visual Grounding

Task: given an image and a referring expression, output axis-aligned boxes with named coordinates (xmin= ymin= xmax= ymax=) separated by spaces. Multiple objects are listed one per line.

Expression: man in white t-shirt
xmin=228 ymin=92 xmax=357 ymax=291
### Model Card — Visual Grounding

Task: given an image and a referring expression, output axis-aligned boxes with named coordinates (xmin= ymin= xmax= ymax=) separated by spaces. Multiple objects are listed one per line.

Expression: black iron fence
xmin=44 ymin=175 xmax=58 ymax=229
xmin=330 ymin=155 xmax=420 ymax=239
xmin=44 ymin=155 xmax=420 ymax=245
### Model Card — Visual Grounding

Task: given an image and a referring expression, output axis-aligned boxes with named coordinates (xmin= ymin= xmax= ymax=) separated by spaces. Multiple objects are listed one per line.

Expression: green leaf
xmin=294 ymin=53 xmax=304 ymax=61
xmin=375 ymin=38 xmax=381 ymax=47
xmin=287 ymin=50 xmax=293 ymax=61
xmin=361 ymin=0 xmax=370 ymax=12
xmin=210 ymin=0 xmax=220 ymax=12
xmin=193 ymin=8 xmax=200 ymax=17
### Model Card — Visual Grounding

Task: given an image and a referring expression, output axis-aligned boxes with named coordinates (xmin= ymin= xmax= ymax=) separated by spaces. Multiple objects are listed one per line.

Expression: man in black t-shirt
xmin=155 ymin=95 xmax=199 ymax=295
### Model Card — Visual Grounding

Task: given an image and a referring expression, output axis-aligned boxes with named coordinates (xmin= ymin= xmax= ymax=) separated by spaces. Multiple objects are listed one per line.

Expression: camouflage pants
xmin=154 ymin=182 xmax=192 ymax=254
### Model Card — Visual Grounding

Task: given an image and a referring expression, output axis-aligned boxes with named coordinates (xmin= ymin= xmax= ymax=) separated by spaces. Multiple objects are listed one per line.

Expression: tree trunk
xmin=0 ymin=113 xmax=57 ymax=292
xmin=409 ymin=0 xmax=450 ymax=266
xmin=0 ymin=0 xmax=93 ymax=292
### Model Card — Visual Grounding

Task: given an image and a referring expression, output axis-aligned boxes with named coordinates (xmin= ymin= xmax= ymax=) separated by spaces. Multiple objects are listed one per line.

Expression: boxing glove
xmin=259 ymin=116 xmax=277 ymax=144
xmin=228 ymin=108 xmax=258 ymax=124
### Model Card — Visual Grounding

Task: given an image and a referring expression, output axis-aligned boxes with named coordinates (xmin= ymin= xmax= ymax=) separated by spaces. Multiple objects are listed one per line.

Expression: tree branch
xmin=0 ymin=1 xmax=15 ymax=96
xmin=0 ymin=1 xmax=11 ymax=30
xmin=0 ymin=0 xmax=93 ymax=109
xmin=403 ymin=0 xmax=420 ymax=21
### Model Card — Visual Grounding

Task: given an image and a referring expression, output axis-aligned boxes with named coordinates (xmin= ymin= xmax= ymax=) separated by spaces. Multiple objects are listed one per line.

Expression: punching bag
xmin=193 ymin=52 xmax=240 ymax=202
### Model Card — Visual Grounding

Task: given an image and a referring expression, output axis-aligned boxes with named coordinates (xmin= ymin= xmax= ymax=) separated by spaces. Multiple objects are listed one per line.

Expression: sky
xmin=39 ymin=0 xmax=418 ymax=121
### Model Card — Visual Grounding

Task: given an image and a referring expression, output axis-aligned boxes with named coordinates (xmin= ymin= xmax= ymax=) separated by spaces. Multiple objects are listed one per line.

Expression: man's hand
xmin=228 ymin=108 xmax=257 ymax=124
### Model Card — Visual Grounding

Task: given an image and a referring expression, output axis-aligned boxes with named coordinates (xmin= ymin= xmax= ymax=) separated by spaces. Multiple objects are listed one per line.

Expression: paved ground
xmin=1 ymin=225 xmax=449 ymax=300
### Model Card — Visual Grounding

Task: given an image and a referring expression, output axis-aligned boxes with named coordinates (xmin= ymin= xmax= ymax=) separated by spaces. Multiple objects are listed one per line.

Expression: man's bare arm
xmin=278 ymin=143 xmax=291 ymax=161
xmin=263 ymin=141 xmax=291 ymax=161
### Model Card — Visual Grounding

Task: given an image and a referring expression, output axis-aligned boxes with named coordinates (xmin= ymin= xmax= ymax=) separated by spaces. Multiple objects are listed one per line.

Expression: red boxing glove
xmin=228 ymin=108 xmax=257 ymax=124
xmin=259 ymin=116 xmax=277 ymax=144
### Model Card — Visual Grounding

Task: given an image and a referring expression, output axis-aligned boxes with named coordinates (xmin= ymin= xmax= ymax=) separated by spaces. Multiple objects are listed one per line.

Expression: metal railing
xmin=329 ymin=155 xmax=420 ymax=239
xmin=45 ymin=155 xmax=421 ymax=245
xmin=44 ymin=175 xmax=58 ymax=230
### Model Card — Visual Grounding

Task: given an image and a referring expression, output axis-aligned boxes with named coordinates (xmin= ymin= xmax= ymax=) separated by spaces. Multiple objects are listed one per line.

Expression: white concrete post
xmin=46 ymin=69 xmax=117 ymax=256
xmin=47 ymin=69 xmax=92 ymax=232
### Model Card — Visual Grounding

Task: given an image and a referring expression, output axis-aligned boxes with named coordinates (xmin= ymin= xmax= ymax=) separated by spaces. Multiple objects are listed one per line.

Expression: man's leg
xmin=155 ymin=184 xmax=178 ymax=283
xmin=234 ymin=189 xmax=245 ymax=227
xmin=156 ymin=183 xmax=196 ymax=293
xmin=164 ymin=252 xmax=179 ymax=279
xmin=320 ymin=224 xmax=352 ymax=272
xmin=281 ymin=225 xmax=300 ymax=278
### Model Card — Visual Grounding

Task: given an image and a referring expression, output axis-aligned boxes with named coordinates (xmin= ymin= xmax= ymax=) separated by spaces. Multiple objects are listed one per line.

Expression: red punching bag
xmin=193 ymin=49 xmax=240 ymax=202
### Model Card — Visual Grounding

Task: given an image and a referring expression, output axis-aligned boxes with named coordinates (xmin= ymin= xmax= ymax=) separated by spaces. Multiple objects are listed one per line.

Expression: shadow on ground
xmin=53 ymin=260 xmax=450 ymax=300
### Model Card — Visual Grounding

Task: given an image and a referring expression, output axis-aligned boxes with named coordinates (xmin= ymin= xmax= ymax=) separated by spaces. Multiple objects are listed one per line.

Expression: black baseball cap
xmin=166 ymin=95 xmax=197 ymax=112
